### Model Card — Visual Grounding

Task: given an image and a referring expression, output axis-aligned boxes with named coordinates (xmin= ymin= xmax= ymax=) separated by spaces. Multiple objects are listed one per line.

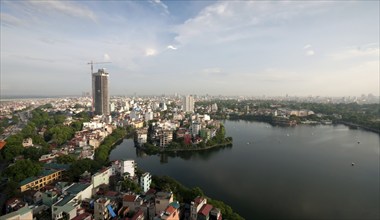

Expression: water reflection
xmin=133 ymin=144 xmax=233 ymax=163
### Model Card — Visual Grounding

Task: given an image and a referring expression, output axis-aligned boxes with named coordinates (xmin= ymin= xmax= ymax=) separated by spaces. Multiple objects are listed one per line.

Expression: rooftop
xmin=199 ymin=204 xmax=213 ymax=217
xmin=55 ymin=195 xmax=75 ymax=207
xmin=65 ymin=183 xmax=91 ymax=195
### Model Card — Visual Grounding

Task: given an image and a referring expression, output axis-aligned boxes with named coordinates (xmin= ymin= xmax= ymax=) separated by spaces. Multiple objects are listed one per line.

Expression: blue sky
xmin=1 ymin=0 xmax=379 ymax=97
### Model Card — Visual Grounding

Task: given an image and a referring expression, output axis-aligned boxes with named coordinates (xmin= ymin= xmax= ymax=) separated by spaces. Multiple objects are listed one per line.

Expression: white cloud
xmin=303 ymin=44 xmax=312 ymax=49
xmin=145 ymin=48 xmax=157 ymax=56
xmin=174 ymin=1 xmax=331 ymax=45
xmin=0 ymin=13 xmax=24 ymax=26
xmin=150 ymin=0 xmax=169 ymax=15
xmin=306 ymin=50 xmax=315 ymax=56
xmin=167 ymin=45 xmax=177 ymax=50
xmin=104 ymin=53 xmax=111 ymax=61
xmin=27 ymin=1 xmax=96 ymax=21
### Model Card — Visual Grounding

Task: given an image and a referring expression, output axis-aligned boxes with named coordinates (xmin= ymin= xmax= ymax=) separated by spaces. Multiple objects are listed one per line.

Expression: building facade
xmin=140 ymin=172 xmax=152 ymax=193
xmin=183 ymin=95 xmax=194 ymax=113
xmin=92 ymin=68 xmax=109 ymax=115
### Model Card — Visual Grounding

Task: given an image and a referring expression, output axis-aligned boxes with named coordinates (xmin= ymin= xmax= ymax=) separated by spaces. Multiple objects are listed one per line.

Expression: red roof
xmin=105 ymin=191 xmax=118 ymax=197
xmin=199 ymin=204 xmax=213 ymax=216
xmin=165 ymin=205 xmax=176 ymax=215
xmin=72 ymin=212 xmax=91 ymax=220
xmin=131 ymin=209 xmax=144 ymax=220
xmin=146 ymin=188 xmax=156 ymax=195
xmin=123 ymin=195 xmax=137 ymax=202
xmin=0 ymin=140 xmax=6 ymax=150
xmin=194 ymin=196 xmax=205 ymax=205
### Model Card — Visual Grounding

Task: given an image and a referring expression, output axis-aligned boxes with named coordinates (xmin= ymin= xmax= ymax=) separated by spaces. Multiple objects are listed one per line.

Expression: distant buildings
xmin=92 ymin=68 xmax=110 ymax=116
xmin=183 ymin=95 xmax=194 ymax=113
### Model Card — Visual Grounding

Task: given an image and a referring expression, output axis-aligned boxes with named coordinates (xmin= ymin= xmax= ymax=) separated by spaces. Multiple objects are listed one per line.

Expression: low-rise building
xmin=0 ymin=206 xmax=33 ymax=220
xmin=155 ymin=192 xmax=174 ymax=214
xmin=19 ymin=164 xmax=69 ymax=192
xmin=22 ymin=138 xmax=33 ymax=148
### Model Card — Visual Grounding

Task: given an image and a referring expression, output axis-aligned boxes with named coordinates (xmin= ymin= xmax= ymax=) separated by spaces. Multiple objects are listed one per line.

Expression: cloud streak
xmin=28 ymin=1 xmax=97 ymax=21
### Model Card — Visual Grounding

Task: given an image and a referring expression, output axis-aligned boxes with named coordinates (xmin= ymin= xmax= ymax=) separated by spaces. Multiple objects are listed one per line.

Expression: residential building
xmin=0 ymin=206 xmax=33 ymax=220
xmin=92 ymin=167 xmax=112 ymax=189
xmin=154 ymin=201 xmax=180 ymax=220
xmin=19 ymin=164 xmax=69 ymax=192
xmin=191 ymin=122 xmax=200 ymax=137
xmin=93 ymin=198 xmax=117 ymax=220
xmin=159 ymin=130 xmax=173 ymax=147
xmin=155 ymin=192 xmax=173 ymax=214
xmin=190 ymin=197 xmax=207 ymax=220
xmin=122 ymin=195 xmax=143 ymax=212
xmin=121 ymin=160 xmax=136 ymax=178
xmin=183 ymin=95 xmax=194 ymax=113
xmin=22 ymin=138 xmax=33 ymax=147
xmin=140 ymin=172 xmax=152 ymax=193
xmin=92 ymin=68 xmax=109 ymax=115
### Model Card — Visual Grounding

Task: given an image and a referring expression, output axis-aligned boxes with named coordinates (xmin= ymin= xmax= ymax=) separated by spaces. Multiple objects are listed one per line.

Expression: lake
xmin=109 ymin=120 xmax=380 ymax=220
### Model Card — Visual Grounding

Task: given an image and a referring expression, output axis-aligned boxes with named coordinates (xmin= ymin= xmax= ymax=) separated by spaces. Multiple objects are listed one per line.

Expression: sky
xmin=1 ymin=0 xmax=379 ymax=97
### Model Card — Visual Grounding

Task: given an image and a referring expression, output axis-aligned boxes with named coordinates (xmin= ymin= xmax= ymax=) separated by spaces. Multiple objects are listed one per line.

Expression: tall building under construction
xmin=92 ymin=68 xmax=109 ymax=115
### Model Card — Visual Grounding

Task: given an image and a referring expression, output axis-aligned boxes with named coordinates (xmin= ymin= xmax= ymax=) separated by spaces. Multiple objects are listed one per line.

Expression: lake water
xmin=109 ymin=120 xmax=380 ymax=220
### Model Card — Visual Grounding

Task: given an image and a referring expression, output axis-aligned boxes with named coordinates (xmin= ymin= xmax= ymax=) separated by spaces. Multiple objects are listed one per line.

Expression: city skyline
xmin=1 ymin=1 xmax=379 ymax=97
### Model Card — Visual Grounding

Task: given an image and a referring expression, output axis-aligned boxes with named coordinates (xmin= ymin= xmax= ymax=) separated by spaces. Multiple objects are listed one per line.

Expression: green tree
xmin=56 ymin=155 xmax=76 ymax=164
xmin=4 ymin=159 xmax=42 ymax=182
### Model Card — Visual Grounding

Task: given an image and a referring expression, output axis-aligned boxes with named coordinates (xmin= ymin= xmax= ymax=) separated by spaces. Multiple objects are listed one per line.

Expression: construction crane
xmin=87 ymin=60 xmax=111 ymax=74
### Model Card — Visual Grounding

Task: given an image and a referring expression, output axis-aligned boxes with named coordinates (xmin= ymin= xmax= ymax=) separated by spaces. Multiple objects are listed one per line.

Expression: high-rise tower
xmin=183 ymin=95 xmax=194 ymax=113
xmin=92 ymin=68 xmax=109 ymax=115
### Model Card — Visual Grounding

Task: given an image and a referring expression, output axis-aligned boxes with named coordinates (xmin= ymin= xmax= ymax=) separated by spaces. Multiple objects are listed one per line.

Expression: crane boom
xmin=87 ymin=60 xmax=112 ymax=74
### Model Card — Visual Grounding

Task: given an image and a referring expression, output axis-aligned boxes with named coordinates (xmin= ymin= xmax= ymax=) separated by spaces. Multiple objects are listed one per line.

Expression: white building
xmin=140 ymin=172 xmax=152 ymax=193
xmin=121 ymin=160 xmax=136 ymax=178
xmin=110 ymin=102 xmax=115 ymax=112
xmin=22 ymin=138 xmax=33 ymax=148
xmin=83 ymin=121 xmax=105 ymax=130
xmin=92 ymin=167 xmax=112 ymax=189
xmin=0 ymin=206 xmax=33 ymax=220
xmin=183 ymin=95 xmax=194 ymax=113
xmin=145 ymin=111 xmax=154 ymax=121
xmin=136 ymin=130 xmax=148 ymax=145
xmin=191 ymin=122 xmax=201 ymax=137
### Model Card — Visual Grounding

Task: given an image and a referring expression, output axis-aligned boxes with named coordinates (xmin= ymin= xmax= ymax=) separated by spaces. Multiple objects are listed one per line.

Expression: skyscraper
xmin=183 ymin=95 xmax=194 ymax=113
xmin=92 ymin=68 xmax=109 ymax=115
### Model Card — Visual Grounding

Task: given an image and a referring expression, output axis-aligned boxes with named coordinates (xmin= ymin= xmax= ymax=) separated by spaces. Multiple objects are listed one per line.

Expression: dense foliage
xmin=3 ymin=159 xmax=42 ymax=183
xmin=1 ymin=107 xmax=92 ymax=161
xmin=95 ymin=127 xmax=127 ymax=164
xmin=197 ymin=100 xmax=380 ymax=133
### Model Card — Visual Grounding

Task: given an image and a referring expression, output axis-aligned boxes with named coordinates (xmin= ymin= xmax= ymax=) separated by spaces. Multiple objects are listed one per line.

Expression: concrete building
xmin=22 ymin=138 xmax=33 ymax=148
xmin=19 ymin=164 xmax=69 ymax=192
xmin=190 ymin=197 xmax=207 ymax=220
xmin=140 ymin=172 xmax=152 ymax=193
xmin=136 ymin=129 xmax=148 ymax=146
xmin=159 ymin=130 xmax=173 ymax=147
xmin=121 ymin=160 xmax=136 ymax=178
xmin=183 ymin=95 xmax=194 ymax=113
xmin=92 ymin=167 xmax=112 ymax=189
xmin=155 ymin=192 xmax=174 ymax=214
xmin=154 ymin=201 xmax=180 ymax=220
xmin=92 ymin=68 xmax=109 ymax=115
xmin=0 ymin=206 xmax=33 ymax=220
xmin=191 ymin=122 xmax=200 ymax=137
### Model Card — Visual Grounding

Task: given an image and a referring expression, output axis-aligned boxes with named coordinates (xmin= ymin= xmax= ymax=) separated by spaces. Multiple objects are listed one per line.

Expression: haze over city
xmin=1 ymin=1 xmax=379 ymax=97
